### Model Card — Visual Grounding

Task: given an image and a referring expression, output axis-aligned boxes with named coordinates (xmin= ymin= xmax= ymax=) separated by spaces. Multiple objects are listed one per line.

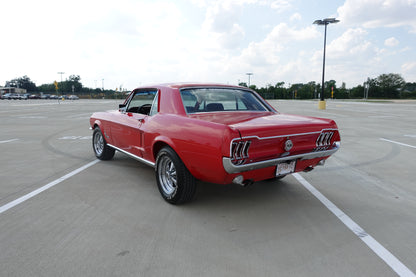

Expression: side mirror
xmin=119 ymin=104 xmax=126 ymax=112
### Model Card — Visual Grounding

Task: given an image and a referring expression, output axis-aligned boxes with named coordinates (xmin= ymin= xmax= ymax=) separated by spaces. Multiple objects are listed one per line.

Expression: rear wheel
xmin=155 ymin=147 xmax=196 ymax=204
xmin=92 ymin=127 xmax=115 ymax=160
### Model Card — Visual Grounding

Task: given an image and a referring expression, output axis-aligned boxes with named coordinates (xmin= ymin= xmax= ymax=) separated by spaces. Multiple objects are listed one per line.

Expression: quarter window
xmin=149 ymin=91 xmax=159 ymax=116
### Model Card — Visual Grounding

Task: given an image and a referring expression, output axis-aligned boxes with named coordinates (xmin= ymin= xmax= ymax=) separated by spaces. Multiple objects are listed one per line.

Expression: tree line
xmin=4 ymin=73 xmax=416 ymax=99
xmin=244 ymin=73 xmax=415 ymax=99
xmin=3 ymin=75 xmax=127 ymax=99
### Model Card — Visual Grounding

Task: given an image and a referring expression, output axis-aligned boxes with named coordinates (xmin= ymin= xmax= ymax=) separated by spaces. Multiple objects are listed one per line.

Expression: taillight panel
xmin=230 ymin=140 xmax=251 ymax=165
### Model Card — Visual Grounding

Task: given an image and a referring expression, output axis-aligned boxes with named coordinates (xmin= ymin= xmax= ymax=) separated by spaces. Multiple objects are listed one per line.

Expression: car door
xmin=112 ymin=89 xmax=158 ymax=157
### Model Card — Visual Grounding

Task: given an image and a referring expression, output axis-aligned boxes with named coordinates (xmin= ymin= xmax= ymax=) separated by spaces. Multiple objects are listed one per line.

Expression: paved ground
xmin=0 ymin=99 xmax=415 ymax=276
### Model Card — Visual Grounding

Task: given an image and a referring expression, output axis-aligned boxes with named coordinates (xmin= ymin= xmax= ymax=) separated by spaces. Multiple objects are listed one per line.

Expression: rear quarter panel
xmin=141 ymin=113 xmax=239 ymax=184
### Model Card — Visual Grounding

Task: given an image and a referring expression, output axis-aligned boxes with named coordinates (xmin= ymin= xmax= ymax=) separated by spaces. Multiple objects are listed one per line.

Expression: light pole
xmin=57 ymin=72 xmax=64 ymax=94
xmin=313 ymin=18 xmax=339 ymax=109
xmin=246 ymin=73 xmax=253 ymax=87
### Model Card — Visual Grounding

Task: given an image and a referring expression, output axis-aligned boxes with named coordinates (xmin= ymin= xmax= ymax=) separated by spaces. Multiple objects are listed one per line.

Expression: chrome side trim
xmin=223 ymin=142 xmax=340 ymax=174
xmin=107 ymin=144 xmax=155 ymax=167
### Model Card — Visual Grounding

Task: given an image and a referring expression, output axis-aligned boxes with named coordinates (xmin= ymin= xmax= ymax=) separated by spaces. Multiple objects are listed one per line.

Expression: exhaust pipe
xmin=242 ymin=179 xmax=254 ymax=187
xmin=232 ymin=175 xmax=254 ymax=187
xmin=303 ymin=166 xmax=314 ymax=172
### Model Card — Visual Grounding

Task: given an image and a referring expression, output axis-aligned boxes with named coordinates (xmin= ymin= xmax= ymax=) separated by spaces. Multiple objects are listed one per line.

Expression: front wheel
xmin=92 ymin=127 xmax=115 ymax=160
xmin=155 ymin=147 xmax=196 ymax=204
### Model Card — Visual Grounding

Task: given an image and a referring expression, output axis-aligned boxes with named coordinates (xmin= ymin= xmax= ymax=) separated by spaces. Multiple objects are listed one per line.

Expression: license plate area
xmin=276 ymin=160 xmax=296 ymax=176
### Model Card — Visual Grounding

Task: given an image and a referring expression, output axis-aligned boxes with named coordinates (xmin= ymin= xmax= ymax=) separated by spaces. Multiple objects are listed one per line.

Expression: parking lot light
xmin=313 ymin=18 xmax=339 ymax=110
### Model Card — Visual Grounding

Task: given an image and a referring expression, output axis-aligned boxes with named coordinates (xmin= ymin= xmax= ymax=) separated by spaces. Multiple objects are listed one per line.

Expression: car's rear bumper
xmin=222 ymin=142 xmax=340 ymax=174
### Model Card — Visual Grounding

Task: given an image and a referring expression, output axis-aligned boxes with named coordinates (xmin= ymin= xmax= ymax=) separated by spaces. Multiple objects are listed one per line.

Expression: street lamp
xmin=246 ymin=73 xmax=253 ymax=87
xmin=57 ymin=72 xmax=65 ymax=94
xmin=313 ymin=18 xmax=339 ymax=110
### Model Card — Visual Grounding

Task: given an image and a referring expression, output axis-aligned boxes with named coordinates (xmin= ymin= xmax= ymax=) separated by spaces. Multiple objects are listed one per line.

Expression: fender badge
xmin=284 ymin=139 xmax=293 ymax=152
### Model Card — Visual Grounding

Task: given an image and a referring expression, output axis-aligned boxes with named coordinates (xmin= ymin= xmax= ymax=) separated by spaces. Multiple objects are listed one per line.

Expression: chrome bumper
xmin=222 ymin=142 xmax=340 ymax=174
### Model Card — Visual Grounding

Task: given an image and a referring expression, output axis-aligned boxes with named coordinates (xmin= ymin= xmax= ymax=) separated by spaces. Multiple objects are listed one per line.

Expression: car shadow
xmin=107 ymin=153 xmax=310 ymax=208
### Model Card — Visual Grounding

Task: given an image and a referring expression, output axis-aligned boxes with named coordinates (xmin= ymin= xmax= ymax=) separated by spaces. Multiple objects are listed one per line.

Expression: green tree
xmin=38 ymin=83 xmax=56 ymax=93
xmin=274 ymin=82 xmax=288 ymax=99
xmin=401 ymin=82 xmax=416 ymax=98
xmin=61 ymin=75 xmax=83 ymax=93
xmin=376 ymin=73 xmax=405 ymax=98
xmin=298 ymin=82 xmax=317 ymax=99
xmin=5 ymin=76 xmax=37 ymax=92
xmin=350 ymin=84 xmax=364 ymax=98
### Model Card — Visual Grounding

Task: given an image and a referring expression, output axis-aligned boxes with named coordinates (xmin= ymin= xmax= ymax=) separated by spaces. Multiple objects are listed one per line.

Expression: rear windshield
xmin=180 ymin=88 xmax=270 ymax=114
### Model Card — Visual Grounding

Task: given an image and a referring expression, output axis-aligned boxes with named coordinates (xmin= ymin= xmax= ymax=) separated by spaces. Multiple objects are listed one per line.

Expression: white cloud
xmin=270 ymin=0 xmax=293 ymax=12
xmin=325 ymin=28 xmax=375 ymax=59
xmin=290 ymin=13 xmax=302 ymax=21
xmin=384 ymin=37 xmax=399 ymax=47
xmin=402 ymin=61 xmax=416 ymax=80
xmin=201 ymin=1 xmax=246 ymax=49
xmin=310 ymin=28 xmax=387 ymax=86
xmin=338 ymin=0 xmax=416 ymax=32
xmin=1 ymin=0 xmax=415 ymax=90
xmin=225 ymin=23 xmax=320 ymax=86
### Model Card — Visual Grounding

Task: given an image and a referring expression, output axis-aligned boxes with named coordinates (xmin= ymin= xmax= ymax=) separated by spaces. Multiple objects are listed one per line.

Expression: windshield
xmin=180 ymin=88 xmax=270 ymax=114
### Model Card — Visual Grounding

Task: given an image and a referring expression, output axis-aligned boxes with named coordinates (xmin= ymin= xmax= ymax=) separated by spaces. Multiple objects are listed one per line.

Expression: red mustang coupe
xmin=90 ymin=83 xmax=340 ymax=204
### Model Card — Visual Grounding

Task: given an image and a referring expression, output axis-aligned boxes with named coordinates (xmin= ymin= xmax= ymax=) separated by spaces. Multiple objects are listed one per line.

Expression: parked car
xmin=1 ymin=93 xmax=13 ymax=99
xmin=29 ymin=94 xmax=41 ymax=99
xmin=17 ymin=94 xmax=28 ymax=100
xmin=68 ymin=95 xmax=79 ymax=100
xmin=90 ymin=83 xmax=340 ymax=204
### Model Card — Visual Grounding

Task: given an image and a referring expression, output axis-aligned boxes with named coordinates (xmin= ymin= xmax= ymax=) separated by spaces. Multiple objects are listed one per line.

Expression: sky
xmin=1 ymin=0 xmax=415 ymax=91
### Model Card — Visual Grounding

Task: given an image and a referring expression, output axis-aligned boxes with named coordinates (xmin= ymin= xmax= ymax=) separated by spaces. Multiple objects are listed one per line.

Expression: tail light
xmin=316 ymin=131 xmax=334 ymax=147
xmin=230 ymin=140 xmax=251 ymax=165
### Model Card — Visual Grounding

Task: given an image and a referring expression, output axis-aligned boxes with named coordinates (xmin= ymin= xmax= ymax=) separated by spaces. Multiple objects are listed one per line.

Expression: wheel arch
xmin=91 ymin=119 xmax=103 ymax=130
xmin=152 ymin=138 xmax=174 ymax=161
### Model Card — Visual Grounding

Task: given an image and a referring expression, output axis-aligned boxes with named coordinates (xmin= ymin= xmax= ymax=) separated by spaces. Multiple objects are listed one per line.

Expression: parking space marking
xmin=380 ymin=138 xmax=416 ymax=149
xmin=0 ymin=139 xmax=19 ymax=144
xmin=0 ymin=160 xmax=100 ymax=215
xmin=293 ymin=173 xmax=415 ymax=277
xmin=58 ymin=136 xmax=91 ymax=140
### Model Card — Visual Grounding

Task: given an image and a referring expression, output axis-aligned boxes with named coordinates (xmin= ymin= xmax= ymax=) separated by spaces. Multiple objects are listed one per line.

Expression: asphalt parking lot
xmin=1 ymin=98 xmax=415 ymax=276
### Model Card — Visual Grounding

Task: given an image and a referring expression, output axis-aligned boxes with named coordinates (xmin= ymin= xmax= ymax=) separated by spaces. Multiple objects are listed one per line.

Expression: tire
xmin=92 ymin=127 xmax=115 ymax=160
xmin=155 ymin=147 xmax=196 ymax=204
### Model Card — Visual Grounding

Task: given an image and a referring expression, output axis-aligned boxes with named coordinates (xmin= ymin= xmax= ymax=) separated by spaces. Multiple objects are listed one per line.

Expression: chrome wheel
xmin=158 ymin=155 xmax=177 ymax=196
xmin=92 ymin=127 xmax=115 ymax=160
xmin=93 ymin=131 xmax=104 ymax=156
xmin=155 ymin=147 xmax=196 ymax=204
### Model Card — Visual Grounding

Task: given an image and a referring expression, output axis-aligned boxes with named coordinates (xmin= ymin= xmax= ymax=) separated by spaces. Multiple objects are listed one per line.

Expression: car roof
xmin=133 ymin=83 xmax=250 ymax=91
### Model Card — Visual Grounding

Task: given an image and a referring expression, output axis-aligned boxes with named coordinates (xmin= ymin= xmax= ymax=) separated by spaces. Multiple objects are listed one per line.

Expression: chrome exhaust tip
xmin=232 ymin=175 xmax=253 ymax=187
xmin=303 ymin=166 xmax=314 ymax=172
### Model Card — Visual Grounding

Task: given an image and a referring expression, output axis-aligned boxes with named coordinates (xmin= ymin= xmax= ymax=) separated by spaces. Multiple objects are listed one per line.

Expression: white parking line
xmin=380 ymin=138 xmax=416 ymax=149
xmin=293 ymin=173 xmax=415 ymax=277
xmin=0 ymin=160 xmax=100 ymax=215
xmin=0 ymin=139 xmax=19 ymax=144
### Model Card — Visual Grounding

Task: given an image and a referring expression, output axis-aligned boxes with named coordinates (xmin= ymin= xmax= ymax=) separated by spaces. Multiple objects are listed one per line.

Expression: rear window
xmin=180 ymin=88 xmax=269 ymax=114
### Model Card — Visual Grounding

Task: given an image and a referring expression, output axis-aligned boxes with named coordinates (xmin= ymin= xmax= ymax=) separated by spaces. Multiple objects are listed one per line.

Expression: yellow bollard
xmin=318 ymin=100 xmax=326 ymax=110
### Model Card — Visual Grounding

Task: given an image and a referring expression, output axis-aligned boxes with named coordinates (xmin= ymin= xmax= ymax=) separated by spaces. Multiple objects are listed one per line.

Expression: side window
xmin=126 ymin=90 xmax=156 ymax=115
xmin=149 ymin=91 xmax=159 ymax=116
